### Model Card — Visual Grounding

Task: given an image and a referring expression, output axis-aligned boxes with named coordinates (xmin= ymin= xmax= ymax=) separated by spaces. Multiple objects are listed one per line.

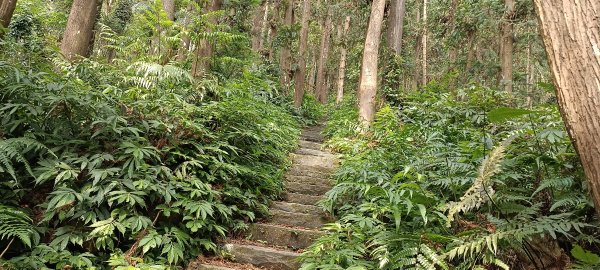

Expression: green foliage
xmin=302 ymin=86 xmax=595 ymax=269
xmin=0 ymin=205 xmax=40 ymax=248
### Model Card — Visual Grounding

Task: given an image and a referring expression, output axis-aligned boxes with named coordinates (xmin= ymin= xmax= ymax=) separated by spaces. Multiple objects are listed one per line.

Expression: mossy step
xmin=270 ymin=209 xmax=330 ymax=229
xmin=299 ymin=140 xmax=323 ymax=150
xmin=224 ymin=243 xmax=299 ymax=270
xmin=285 ymin=174 xmax=334 ymax=187
xmin=271 ymin=201 xmax=323 ymax=214
xmin=291 ymin=154 xmax=337 ymax=168
xmin=282 ymin=192 xmax=324 ymax=205
xmin=247 ymin=223 xmax=324 ymax=249
xmin=284 ymin=181 xmax=331 ymax=196
xmin=193 ymin=264 xmax=236 ymax=270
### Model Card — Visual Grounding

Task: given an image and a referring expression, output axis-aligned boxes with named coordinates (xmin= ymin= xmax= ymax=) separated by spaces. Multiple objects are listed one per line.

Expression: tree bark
xmin=411 ymin=7 xmax=422 ymax=91
xmin=177 ymin=3 xmax=195 ymax=62
xmin=293 ymin=0 xmax=311 ymax=107
xmin=336 ymin=16 xmax=351 ymax=104
xmin=251 ymin=1 xmax=267 ymax=52
xmin=387 ymin=0 xmax=406 ymax=55
xmin=258 ymin=0 xmax=271 ymax=54
xmin=162 ymin=0 xmax=175 ymax=21
xmin=421 ymin=0 xmax=428 ymax=86
xmin=279 ymin=0 xmax=294 ymax=91
xmin=315 ymin=5 xmax=333 ymax=103
xmin=61 ymin=0 xmax=99 ymax=62
xmin=191 ymin=0 xmax=222 ymax=77
xmin=500 ymin=0 xmax=515 ymax=93
xmin=533 ymin=0 xmax=600 ymax=217
xmin=358 ymin=0 xmax=386 ymax=128
xmin=0 ymin=0 xmax=16 ymax=29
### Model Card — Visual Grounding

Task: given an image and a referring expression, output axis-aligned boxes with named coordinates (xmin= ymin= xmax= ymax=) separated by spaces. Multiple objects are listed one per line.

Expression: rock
xmin=291 ymin=154 xmax=337 ymax=168
xmin=284 ymin=181 xmax=331 ymax=196
xmin=247 ymin=223 xmax=324 ymax=249
xmin=282 ymin=192 xmax=324 ymax=205
xmin=285 ymin=174 xmax=334 ymax=186
xmin=271 ymin=201 xmax=323 ymax=214
xmin=295 ymin=147 xmax=335 ymax=158
xmin=299 ymin=140 xmax=323 ymax=150
xmin=224 ymin=243 xmax=300 ymax=270
xmin=270 ymin=209 xmax=330 ymax=229
xmin=192 ymin=264 xmax=236 ymax=270
xmin=287 ymin=164 xmax=335 ymax=177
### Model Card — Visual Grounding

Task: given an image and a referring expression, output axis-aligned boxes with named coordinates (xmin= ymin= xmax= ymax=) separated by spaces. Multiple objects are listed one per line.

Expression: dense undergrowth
xmin=0 ymin=45 xmax=322 ymax=269
xmin=300 ymin=86 xmax=600 ymax=270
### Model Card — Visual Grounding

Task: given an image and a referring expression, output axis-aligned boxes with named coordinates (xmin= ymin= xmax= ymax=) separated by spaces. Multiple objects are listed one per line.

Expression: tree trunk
xmin=0 ymin=0 xmax=16 ymax=29
xmin=421 ymin=0 xmax=428 ymax=86
xmin=61 ymin=0 xmax=99 ymax=62
xmin=258 ymin=0 xmax=271 ymax=54
xmin=336 ymin=16 xmax=351 ymax=104
xmin=411 ymin=7 xmax=422 ymax=91
xmin=500 ymin=0 xmax=515 ymax=92
xmin=162 ymin=0 xmax=175 ymax=21
xmin=387 ymin=0 xmax=406 ymax=55
xmin=315 ymin=6 xmax=333 ymax=103
xmin=279 ymin=0 xmax=294 ymax=92
xmin=191 ymin=0 xmax=222 ymax=78
xmin=533 ymin=0 xmax=600 ymax=217
xmin=251 ymin=1 xmax=267 ymax=52
xmin=358 ymin=0 xmax=386 ymax=128
xmin=293 ymin=0 xmax=311 ymax=107
xmin=177 ymin=3 xmax=195 ymax=62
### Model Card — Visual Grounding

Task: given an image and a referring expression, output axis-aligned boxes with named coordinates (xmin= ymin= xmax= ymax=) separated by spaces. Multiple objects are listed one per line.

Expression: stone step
xmin=247 ymin=223 xmax=324 ymax=249
xmin=193 ymin=264 xmax=236 ymax=270
xmin=224 ymin=243 xmax=299 ymax=270
xmin=288 ymin=164 xmax=335 ymax=176
xmin=283 ymin=192 xmax=324 ymax=205
xmin=271 ymin=201 xmax=322 ymax=214
xmin=285 ymin=174 xmax=334 ymax=187
xmin=284 ymin=181 xmax=330 ymax=196
xmin=270 ymin=209 xmax=330 ymax=229
xmin=295 ymin=147 xmax=334 ymax=158
xmin=291 ymin=154 xmax=338 ymax=168
xmin=299 ymin=140 xmax=323 ymax=151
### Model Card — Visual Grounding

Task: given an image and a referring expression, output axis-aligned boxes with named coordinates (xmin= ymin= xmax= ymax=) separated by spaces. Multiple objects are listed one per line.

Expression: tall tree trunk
xmin=315 ymin=5 xmax=333 ymax=103
xmin=421 ymin=0 xmax=428 ymax=86
xmin=387 ymin=0 xmax=406 ymax=55
xmin=293 ymin=0 xmax=311 ymax=107
xmin=500 ymin=0 xmax=515 ymax=92
xmin=411 ymin=7 xmax=422 ymax=90
xmin=177 ymin=3 xmax=195 ymax=62
xmin=162 ymin=0 xmax=175 ymax=21
xmin=336 ymin=15 xmax=351 ymax=104
xmin=61 ymin=0 xmax=99 ymax=62
xmin=533 ymin=0 xmax=600 ymax=217
xmin=191 ymin=0 xmax=222 ymax=78
xmin=267 ymin=0 xmax=279 ymax=61
xmin=279 ymin=0 xmax=294 ymax=91
xmin=358 ymin=0 xmax=386 ymax=128
xmin=0 ymin=0 xmax=17 ymax=30
xmin=258 ymin=0 xmax=271 ymax=54
xmin=251 ymin=1 xmax=267 ymax=52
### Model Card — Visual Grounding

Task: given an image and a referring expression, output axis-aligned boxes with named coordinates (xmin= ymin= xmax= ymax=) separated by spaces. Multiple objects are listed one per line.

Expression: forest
xmin=0 ymin=0 xmax=599 ymax=269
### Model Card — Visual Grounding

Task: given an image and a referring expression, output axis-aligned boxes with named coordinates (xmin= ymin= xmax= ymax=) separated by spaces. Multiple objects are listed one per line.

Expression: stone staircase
xmin=191 ymin=125 xmax=337 ymax=270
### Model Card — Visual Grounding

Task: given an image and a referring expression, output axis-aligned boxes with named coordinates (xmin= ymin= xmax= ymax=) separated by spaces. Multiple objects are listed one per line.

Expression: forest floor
xmin=190 ymin=125 xmax=337 ymax=270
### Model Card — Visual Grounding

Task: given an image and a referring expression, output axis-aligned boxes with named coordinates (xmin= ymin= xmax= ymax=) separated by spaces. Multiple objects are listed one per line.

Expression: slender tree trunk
xmin=279 ymin=0 xmax=294 ymax=91
xmin=293 ymin=0 xmax=311 ymax=107
xmin=0 ymin=0 xmax=17 ymax=29
xmin=336 ymin=16 xmax=351 ymax=104
xmin=191 ymin=0 xmax=222 ymax=77
xmin=534 ymin=0 xmax=600 ymax=218
xmin=61 ymin=0 xmax=99 ymax=62
xmin=358 ymin=0 xmax=387 ymax=128
xmin=308 ymin=55 xmax=317 ymax=93
xmin=500 ymin=0 xmax=515 ymax=92
xmin=258 ymin=0 xmax=271 ymax=54
xmin=421 ymin=0 xmax=428 ymax=86
xmin=251 ymin=1 xmax=267 ymax=52
xmin=315 ymin=6 xmax=333 ymax=103
xmin=162 ymin=0 xmax=175 ymax=21
xmin=177 ymin=3 xmax=195 ymax=62
xmin=387 ymin=0 xmax=406 ymax=55
xmin=411 ymin=8 xmax=422 ymax=90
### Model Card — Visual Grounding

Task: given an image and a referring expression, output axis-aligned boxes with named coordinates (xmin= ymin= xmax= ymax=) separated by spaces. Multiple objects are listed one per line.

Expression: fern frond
xmin=0 ymin=205 xmax=39 ymax=248
xmin=0 ymin=137 xmax=51 ymax=180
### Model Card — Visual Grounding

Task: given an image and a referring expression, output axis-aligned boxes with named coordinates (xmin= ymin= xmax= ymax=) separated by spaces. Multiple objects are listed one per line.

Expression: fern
xmin=0 ymin=137 xmax=50 ymax=180
xmin=445 ymin=140 xmax=510 ymax=227
xmin=0 ymin=205 xmax=39 ymax=248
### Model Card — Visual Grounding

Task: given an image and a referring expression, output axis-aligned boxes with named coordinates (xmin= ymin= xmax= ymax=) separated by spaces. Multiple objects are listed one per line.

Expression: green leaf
xmin=487 ymin=107 xmax=537 ymax=123
xmin=571 ymin=245 xmax=600 ymax=265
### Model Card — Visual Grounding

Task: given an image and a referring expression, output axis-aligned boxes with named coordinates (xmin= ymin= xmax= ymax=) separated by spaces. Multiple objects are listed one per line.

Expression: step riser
xmin=285 ymin=175 xmax=334 ymax=187
xmin=284 ymin=181 xmax=330 ymax=196
xmin=248 ymin=223 xmax=324 ymax=249
xmin=292 ymin=155 xmax=337 ymax=168
xmin=288 ymin=165 xmax=335 ymax=177
xmin=271 ymin=201 xmax=323 ymax=214
xmin=295 ymin=148 xmax=334 ymax=157
xmin=299 ymin=140 xmax=322 ymax=150
xmin=224 ymin=244 xmax=299 ymax=270
xmin=283 ymin=192 xmax=324 ymax=205
xmin=270 ymin=209 xmax=330 ymax=229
